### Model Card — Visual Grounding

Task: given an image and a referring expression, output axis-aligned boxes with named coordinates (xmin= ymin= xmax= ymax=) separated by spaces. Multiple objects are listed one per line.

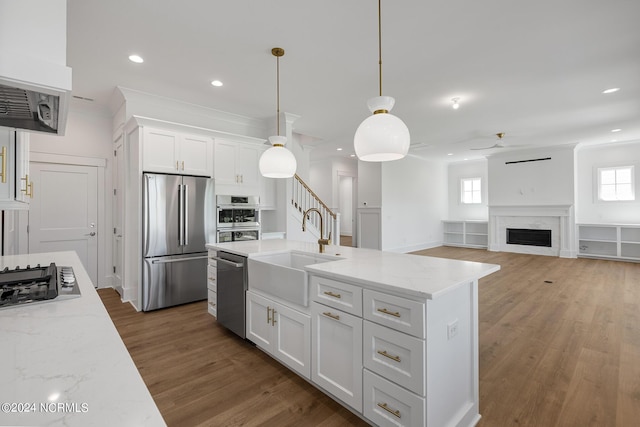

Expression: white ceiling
xmin=67 ymin=0 xmax=640 ymax=162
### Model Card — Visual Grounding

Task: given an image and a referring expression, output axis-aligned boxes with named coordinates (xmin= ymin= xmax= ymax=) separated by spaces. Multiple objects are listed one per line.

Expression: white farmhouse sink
xmin=248 ymin=251 xmax=343 ymax=307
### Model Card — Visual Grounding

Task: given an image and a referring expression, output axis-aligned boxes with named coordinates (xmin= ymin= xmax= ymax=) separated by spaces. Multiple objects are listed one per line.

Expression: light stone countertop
xmin=0 ymin=251 xmax=166 ymax=427
xmin=206 ymin=240 xmax=500 ymax=299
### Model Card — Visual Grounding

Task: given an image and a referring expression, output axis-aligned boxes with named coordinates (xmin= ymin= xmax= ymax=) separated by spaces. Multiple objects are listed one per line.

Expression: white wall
xmin=576 ymin=140 xmax=640 ymax=223
xmin=447 ymin=159 xmax=488 ymax=220
xmin=488 ymin=144 xmax=576 ymax=206
xmin=381 ymin=156 xmax=447 ymax=253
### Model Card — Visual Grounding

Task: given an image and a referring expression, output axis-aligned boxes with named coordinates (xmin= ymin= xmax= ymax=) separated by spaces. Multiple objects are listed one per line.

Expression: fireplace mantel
xmin=488 ymin=205 xmax=576 ymax=258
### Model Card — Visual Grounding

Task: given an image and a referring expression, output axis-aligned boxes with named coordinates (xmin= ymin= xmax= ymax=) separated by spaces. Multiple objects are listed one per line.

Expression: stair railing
xmin=292 ymin=174 xmax=340 ymax=243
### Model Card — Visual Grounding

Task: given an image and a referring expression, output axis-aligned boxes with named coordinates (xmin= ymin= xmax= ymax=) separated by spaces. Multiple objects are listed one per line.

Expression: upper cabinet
xmin=214 ymin=139 xmax=262 ymax=195
xmin=0 ymin=129 xmax=31 ymax=209
xmin=142 ymin=127 xmax=213 ymax=177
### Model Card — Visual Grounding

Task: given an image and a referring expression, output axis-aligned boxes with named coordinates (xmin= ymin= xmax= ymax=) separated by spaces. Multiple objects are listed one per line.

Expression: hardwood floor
xmin=99 ymin=248 xmax=640 ymax=427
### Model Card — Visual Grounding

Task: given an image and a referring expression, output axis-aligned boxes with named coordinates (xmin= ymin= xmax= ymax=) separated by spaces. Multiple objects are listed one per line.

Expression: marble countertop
xmin=207 ymin=240 xmax=500 ymax=299
xmin=0 ymin=251 xmax=165 ymax=427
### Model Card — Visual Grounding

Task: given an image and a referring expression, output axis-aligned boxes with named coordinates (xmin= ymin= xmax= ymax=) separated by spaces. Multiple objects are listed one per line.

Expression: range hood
xmin=0 ymin=56 xmax=72 ymax=135
xmin=0 ymin=0 xmax=72 ymax=136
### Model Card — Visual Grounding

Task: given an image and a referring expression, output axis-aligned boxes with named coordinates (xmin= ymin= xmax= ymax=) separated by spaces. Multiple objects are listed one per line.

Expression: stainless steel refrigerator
xmin=142 ymin=173 xmax=215 ymax=311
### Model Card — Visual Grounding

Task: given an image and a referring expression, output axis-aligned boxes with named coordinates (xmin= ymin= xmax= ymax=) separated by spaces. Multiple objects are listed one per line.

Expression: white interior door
xmin=28 ymin=162 xmax=99 ymax=285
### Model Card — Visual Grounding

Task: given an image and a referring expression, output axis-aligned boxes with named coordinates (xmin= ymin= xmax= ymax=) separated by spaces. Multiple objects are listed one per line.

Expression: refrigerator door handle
xmin=151 ymin=255 xmax=208 ymax=264
xmin=184 ymin=184 xmax=189 ymax=246
xmin=178 ymin=184 xmax=184 ymax=246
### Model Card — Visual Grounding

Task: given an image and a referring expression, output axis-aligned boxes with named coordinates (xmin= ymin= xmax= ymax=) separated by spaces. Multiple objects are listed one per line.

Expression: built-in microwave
xmin=216 ymin=195 xmax=260 ymax=229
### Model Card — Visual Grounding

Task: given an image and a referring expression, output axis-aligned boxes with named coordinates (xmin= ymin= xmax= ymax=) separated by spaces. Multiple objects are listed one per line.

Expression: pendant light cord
xmin=378 ymin=0 xmax=383 ymax=97
xmin=276 ymin=54 xmax=281 ymax=136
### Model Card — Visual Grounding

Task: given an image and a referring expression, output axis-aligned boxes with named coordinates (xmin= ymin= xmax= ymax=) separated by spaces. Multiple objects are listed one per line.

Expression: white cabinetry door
xmin=236 ymin=143 xmax=260 ymax=188
xmin=0 ymin=129 xmax=31 ymax=209
xmin=247 ymin=291 xmax=311 ymax=378
xmin=311 ymin=301 xmax=363 ymax=412
xmin=246 ymin=291 xmax=275 ymax=349
xmin=273 ymin=301 xmax=311 ymax=378
xmin=181 ymin=134 xmax=212 ymax=176
xmin=213 ymin=140 xmax=238 ymax=185
xmin=142 ymin=128 xmax=180 ymax=174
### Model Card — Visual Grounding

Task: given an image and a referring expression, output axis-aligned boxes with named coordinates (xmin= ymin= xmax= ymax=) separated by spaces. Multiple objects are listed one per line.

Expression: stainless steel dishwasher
xmin=213 ymin=251 xmax=247 ymax=338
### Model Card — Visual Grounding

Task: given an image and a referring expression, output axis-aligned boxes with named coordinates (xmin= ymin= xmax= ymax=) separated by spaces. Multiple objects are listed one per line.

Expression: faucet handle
xmin=327 ymin=231 xmax=332 ymax=244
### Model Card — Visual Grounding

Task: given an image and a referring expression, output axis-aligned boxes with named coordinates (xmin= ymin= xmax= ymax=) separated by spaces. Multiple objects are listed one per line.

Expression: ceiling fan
xmin=471 ymin=132 xmax=508 ymax=150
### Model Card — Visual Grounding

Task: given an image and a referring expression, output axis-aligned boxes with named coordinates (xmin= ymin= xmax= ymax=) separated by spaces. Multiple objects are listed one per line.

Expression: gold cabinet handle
xmin=377 ymin=402 xmax=401 ymax=418
xmin=377 ymin=308 xmax=401 ymax=318
xmin=322 ymin=312 xmax=340 ymax=321
xmin=181 ymin=160 xmax=185 ymax=170
xmin=323 ymin=291 xmax=342 ymax=299
xmin=21 ymin=174 xmax=33 ymax=198
xmin=377 ymin=350 xmax=401 ymax=363
xmin=271 ymin=309 xmax=277 ymax=326
xmin=208 ymin=276 xmax=216 ymax=281
xmin=0 ymin=146 xmax=5 ymax=183
xmin=267 ymin=306 xmax=272 ymax=324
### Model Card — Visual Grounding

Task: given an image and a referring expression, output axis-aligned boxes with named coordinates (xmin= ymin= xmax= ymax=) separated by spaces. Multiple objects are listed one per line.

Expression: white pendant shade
xmin=259 ymin=135 xmax=297 ymax=178
xmin=354 ymin=96 xmax=410 ymax=162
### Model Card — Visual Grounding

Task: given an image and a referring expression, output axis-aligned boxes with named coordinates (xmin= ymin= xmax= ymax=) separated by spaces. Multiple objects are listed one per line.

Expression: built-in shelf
xmin=443 ymin=220 xmax=488 ymax=249
xmin=577 ymin=224 xmax=640 ymax=262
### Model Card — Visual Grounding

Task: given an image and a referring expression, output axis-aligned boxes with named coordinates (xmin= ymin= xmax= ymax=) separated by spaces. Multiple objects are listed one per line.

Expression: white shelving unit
xmin=443 ymin=220 xmax=488 ymax=249
xmin=577 ymin=224 xmax=640 ymax=262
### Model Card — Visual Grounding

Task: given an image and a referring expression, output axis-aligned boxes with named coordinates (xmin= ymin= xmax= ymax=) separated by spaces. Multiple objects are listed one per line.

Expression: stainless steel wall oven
xmin=216 ymin=195 xmax=260 ymax=242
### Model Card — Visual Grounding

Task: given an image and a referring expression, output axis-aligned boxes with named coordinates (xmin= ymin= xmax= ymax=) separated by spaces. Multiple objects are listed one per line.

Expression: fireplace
xmin=488 ymin=205 xmax=575 ymax=258
xmin=506 ymin=228 xmax=552 ymax=247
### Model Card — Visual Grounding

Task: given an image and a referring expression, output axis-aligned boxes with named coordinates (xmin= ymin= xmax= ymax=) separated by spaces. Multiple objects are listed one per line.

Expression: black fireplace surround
xmin=506 ymin=228 xmax=552 ymax=247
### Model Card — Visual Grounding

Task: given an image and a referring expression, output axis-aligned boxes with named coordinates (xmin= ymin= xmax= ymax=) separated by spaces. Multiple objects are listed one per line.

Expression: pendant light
xmin=259 ymin=47 xmax=297 ymax=178
xmin=354 ymin=0 xmax=410 ymax=162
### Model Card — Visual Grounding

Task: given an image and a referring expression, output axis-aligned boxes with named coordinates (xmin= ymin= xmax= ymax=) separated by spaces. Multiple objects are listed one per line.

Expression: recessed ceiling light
xmin=447 ymin=153 xmax=453 ymax=156
xmin=337 ymin=148 xmax=343 ymax=151
xmin=602 ymin=88 xmax=620 ymax=94
xmin=451 ymin=98 xmax=460 ymax=110
xmin=611 ymin=128 xmax=622 ymax=132
xmin=611 ymin=139 xmax=618 ymax=143
xmin=211 ymin=80 xmax=223 ymax=87
xmin=128 ymin=54 xmax=144 ymax=63
xmin=350 ymin=154 xmax=356 ymax=157
xmin=464 ymin=158 xmax=468 ymax=161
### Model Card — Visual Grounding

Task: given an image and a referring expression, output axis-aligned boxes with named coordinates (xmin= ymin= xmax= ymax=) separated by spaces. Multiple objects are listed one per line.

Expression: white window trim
xmin=596 ymin=165 xmax=635 ymax=202
xmin=460 ymin=177 xmax=482 ymax=204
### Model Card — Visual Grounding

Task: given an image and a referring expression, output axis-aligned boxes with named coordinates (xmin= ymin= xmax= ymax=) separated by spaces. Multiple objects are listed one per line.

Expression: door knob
xmin=85 ymin=232 xmax=96 ymax=236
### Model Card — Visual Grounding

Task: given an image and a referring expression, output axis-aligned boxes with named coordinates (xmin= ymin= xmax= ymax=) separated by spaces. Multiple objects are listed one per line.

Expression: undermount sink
xmin=248 ymin=251 xmax=343 ymax=306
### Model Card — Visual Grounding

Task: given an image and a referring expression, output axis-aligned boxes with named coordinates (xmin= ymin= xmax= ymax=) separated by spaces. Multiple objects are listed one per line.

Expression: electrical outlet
xmin=447 ymin=319 xmax=459 ymax=340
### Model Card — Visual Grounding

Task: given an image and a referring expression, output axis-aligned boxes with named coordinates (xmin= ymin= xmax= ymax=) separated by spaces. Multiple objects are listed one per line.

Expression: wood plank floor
xmin=99 ymin=247 xmax=640 ymax=427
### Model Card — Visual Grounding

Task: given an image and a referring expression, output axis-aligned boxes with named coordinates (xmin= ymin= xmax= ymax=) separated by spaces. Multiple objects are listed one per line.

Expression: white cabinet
xmin=142 ymin=127 xmax=212 ymax=177
xmin=214 ymin=139 xmax=262 ymax=194
xmin=207 ymin=251 xmax=217 ymax=317
xmin=442 ymin=220 xmax=488 ymax=248
xmin=578 ymin=223 xmax=640 ymax=262
xmin=0 ymin=129 xmax=31 ymax=209
xmin=311 ymin=277 xmax=363 ymax=412
xmin=246 ymin=290 xmax=311 ymax=379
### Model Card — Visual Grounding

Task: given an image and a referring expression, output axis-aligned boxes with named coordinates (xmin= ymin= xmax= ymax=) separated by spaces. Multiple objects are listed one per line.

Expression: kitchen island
xmin=207 ymin=239 xmax=500 ymax=427
xmin=0 ymin=251 xmax=165 ymax=427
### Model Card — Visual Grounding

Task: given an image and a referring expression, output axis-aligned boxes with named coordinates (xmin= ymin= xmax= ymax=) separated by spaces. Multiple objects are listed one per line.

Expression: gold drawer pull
xmin=323 ymin=312 xmax=340 ymax=321
xmin=377 ymin=402 xmax=401 ymax=418
xmin=377 ymin=307 xmax=401 ymax=318
xmin=267 ymin=306 xmax=272 ymax=324
xmin=208 ymin=276 xmax=216 ymax=281
xmin=0 ymin=146 xmax=5 ymax=183
xmin=324 ymin=291 xmax=342 ymax=299
xmin=377 ymin=350 xmax=401 ymax=363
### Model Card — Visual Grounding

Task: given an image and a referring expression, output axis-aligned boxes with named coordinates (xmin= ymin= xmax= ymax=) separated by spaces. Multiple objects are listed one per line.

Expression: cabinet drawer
xmin=207 ymin=290 xmax=217 ymax=317
xmin=311 ymin=275 xmax=362 ymax=316
xmin=363 ymin=289 xmax=425 ymax=338
xmin=363 ymin=321 xmax=425 ymax=395
xmin=208 ymin=250 xmax=217 ymax=267
xmin=363 ymin=370 xmax=425 ymax=427
xmin=207 ymin=265 xmax=217 ymax=291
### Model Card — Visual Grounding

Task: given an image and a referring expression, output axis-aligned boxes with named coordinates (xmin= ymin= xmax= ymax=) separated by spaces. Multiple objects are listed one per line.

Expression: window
xmin=598 ymin=166 xmax=635 ymax=201
xmin=461 ymin=178 xmax=482 ymax=204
